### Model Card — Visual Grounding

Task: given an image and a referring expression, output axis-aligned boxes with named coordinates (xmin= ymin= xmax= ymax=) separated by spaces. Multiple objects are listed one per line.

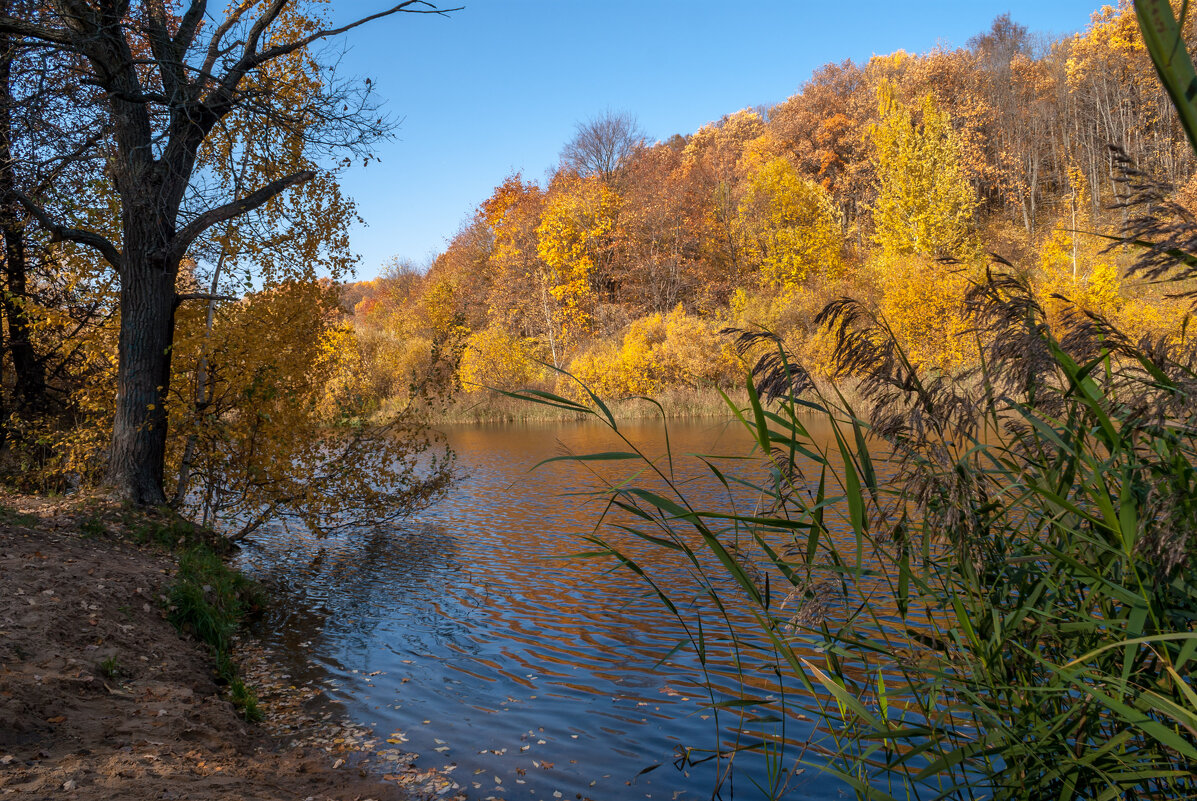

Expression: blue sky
xmin=328 ymin=1 xmax=1107 ymax=280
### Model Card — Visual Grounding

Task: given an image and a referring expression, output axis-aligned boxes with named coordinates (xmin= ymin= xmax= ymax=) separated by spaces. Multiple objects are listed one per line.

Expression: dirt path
xmin=0 ymin=494 xmax=404 ymax=801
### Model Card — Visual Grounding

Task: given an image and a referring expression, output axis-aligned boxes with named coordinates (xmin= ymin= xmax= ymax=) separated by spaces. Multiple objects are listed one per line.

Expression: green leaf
xmin=1135 ymin=0 xmax=1197 ymax=155
xmin=746 ymin=375 xmax=772 ymax=457
xmin=532 ymin=451 xmax=642 ymax=469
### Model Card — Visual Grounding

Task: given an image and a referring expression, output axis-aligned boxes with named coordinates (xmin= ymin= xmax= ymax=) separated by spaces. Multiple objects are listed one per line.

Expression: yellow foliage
xmin=866 ymin=49 xmax=912 ymax=82
xmin=1036 ymin=223 xmax=1123 ymax=325
xmin=737 ymin=133 xmax=786 ymax=174
xmin=1117 ymin=296 xmax=1192 ymax=344
xmin=316 ymin=324 xmax=368 ymax=418
xmin=737 ymin=156 xmax=843 ymax=290
xmin=682 ymin=109 xmax=768 ymax=183
xmin=9 ymin=252 xmax=119 ymax=488
xmin=569 ymin=306 xmax=739 ymax=397
xmin=684 ymin=110 xmax=767 ymax=163
xmin=876 ymin=256 xmax=976 ymax=369
xmin=536 ymin=174 xmax=622 ymax=341
xmin=871 ymin=86 xmax=979 ymax=259
xmin=421 ymin=278 xmax=467 ymax=339
xmin=568 ymin=341 xmax=626 ymax=399
xmin=728 ymin=287 xmax=783 ymax=330
xmin=1065 ymin=2 xmax=1148 ymax=89
xmin=459 ymin=326 xmax=544 ymax=392
xmin=1035 ymin=221 xmax=1192 ymax=345
xmin=349 ymin=326 xmax=435 ymax=403
xmin=726 ymin=282 xmax=867 ymax=380
xmin=658 ymin=306 xmax=741 ymax=387
xmin=167 ymin=279 xmax=451 ymax=532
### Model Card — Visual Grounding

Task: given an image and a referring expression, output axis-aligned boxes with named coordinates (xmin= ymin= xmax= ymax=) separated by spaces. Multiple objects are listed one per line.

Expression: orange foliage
xmin=341 ymin=7 xmax=1195 ymax=407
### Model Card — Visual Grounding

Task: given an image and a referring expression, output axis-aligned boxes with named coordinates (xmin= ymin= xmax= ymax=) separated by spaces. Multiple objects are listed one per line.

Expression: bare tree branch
xmin=144 ymin=0 xmax=187 ymax=103
xmin=175 ymin=291 xmax=236 ymax=306
xmin=173 ymin=0 xmax=207 ymax=54
xmin=15 ymin=191 xmax=121 ymax=268
xmin=170 ymin=168 xmax=315 ymax=263
xmin=199 ymin=0 xmax=256 ymax=82
xmin=0 ymin=14 xmax=74 ymax=46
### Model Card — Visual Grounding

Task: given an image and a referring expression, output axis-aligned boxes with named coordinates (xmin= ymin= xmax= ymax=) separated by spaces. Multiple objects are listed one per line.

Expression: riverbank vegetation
xmin=531 ymin=262 xmax=1197 ymax=798
xmin=344 ymin=2 xmax=1195 ymax=421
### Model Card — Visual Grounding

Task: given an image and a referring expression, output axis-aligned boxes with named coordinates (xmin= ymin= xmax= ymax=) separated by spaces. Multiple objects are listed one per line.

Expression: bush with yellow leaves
xmin=875 ymin=255 xmax=977 ymax=370
xmin=569 ymin=306 xmax=739 ymax=397
xmin=1035 ymin=223 xmax=1123 ymax=326
xmin=458 ymin=325 xmax=545 ymax=393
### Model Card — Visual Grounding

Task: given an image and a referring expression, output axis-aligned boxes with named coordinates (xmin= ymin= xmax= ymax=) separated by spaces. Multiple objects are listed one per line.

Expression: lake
xmin=237 ymin=417 xmax=847 ymax=800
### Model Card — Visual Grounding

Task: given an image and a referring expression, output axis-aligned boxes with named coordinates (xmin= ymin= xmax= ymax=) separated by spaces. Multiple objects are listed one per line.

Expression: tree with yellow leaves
xmin=170 ymin=280 xmax=452 ymax=537
xmin=480 ymin=176 xmax=565 ymax=364
xmin=871 ymin=84 xmax=979 ymax=259
xmin=458 ymin=325 xmax=545 ymax=393
xmin=154 ymin=3 xmax=456 ymax=534
xmin=536 ymin=173 xmax=622 ymax=343
xmin=869 ymin=85 xmax=981 ymax=369
xmin=0 ymin=0 xmax=452 ymax=505
xmin=737 ymin=156 xmax=843 ymax=291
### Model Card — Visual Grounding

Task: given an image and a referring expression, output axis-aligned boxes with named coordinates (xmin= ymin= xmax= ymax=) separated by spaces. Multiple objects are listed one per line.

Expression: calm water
xmin=237 ymin=418 xmax=848 ymax=800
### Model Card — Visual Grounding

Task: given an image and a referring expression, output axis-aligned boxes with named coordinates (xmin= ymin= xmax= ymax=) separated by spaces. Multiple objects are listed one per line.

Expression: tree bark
xmin=0 ymin=1 xmax=44 ymax=414
xmin=105 ymin=209 xmax=178 ymax=505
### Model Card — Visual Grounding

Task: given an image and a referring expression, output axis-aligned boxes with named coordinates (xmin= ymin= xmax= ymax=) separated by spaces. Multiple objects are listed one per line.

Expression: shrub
xmin=569 ymin=306 xmax=739 ymax=398
xmin=458 ymin=325 xmax=545 ymax=392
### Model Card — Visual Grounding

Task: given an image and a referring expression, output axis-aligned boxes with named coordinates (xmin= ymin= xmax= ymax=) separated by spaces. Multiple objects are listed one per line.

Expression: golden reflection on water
xmin=240 ymin=415 xmax=897 ymax=801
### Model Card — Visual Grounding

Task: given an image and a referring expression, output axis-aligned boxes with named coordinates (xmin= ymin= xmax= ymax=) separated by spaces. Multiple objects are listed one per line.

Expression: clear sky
xmin=327 ymin=1 xmax=1108 ymax=280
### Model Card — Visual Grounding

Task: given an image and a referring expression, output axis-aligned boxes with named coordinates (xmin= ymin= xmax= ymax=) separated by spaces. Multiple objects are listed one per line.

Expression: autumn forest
xmin=341 ymin=4 xmax=1194 ymax=417
xmin=0 ymin=2 xmax=1191 ymax=531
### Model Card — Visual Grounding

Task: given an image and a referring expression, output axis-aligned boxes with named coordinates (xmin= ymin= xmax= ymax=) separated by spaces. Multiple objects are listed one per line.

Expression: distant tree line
xmin=344 ymin=4 xmax=1196 ymax=410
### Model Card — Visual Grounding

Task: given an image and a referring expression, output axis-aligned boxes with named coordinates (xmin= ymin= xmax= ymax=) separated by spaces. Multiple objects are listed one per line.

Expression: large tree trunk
xmin=0 ymin=216 xmax=43 ymax=412
xmin=105 ymin=214 xmax=178 ymax=505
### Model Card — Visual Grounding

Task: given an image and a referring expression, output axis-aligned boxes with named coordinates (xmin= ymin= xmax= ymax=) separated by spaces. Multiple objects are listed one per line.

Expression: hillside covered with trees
xmin=342 ymin=3 xmax=1196 ymax=414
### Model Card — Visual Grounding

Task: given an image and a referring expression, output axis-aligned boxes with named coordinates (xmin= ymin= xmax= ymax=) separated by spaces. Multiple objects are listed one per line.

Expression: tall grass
xmin=512 ymin=265 xmax=1197 ymax=799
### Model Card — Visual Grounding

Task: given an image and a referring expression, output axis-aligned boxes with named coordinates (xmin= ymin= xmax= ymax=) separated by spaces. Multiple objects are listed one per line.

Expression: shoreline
xmin=409 ymin=387 xmax=748 ymax=426
xmin=0 ymin=491 xmax=434 ymax=801
xmin=401 ymin=380 xmax=869 ymax=428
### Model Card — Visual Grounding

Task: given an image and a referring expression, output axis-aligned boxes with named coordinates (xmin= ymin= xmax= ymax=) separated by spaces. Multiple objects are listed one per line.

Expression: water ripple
xmin=239 ymin=419 xmax=844 ymax=801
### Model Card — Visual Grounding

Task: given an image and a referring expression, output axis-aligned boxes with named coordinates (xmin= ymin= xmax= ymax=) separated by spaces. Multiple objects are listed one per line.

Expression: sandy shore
xmin=0 ymin=492 xmax=406 ymax=801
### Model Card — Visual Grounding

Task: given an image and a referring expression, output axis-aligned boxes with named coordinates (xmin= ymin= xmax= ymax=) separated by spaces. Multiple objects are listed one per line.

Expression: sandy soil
xmin=0 ymin=493 xmax=405 ymax=801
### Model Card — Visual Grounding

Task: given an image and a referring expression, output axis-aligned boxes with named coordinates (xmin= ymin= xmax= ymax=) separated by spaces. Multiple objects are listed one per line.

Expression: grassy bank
xmin=81 ymin=503 xmax=266 ymax=720
xmin=166 ymin=537 xmax=265 ymax=720
xmin=431 ymin=385 xmax=747 ymax=424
